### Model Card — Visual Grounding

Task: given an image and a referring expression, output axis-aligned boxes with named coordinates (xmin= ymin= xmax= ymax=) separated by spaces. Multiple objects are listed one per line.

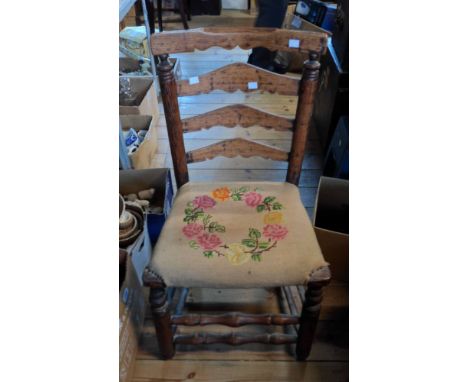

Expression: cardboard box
xmin=313 ymin=176 xmax=349 ymax=282
xmin=119 ymin=57 xmax=182 ymax=81
xmin=282 ymin=13 xmax=331 ymax=73
xmin=120 ymin=115 xmax=157 ymax=170
xmin=119 ymin=168 xmax=174 ymax=245
xmin=125 ymin=222 xmax=153 ymax=283
xmin=119 ymin=26 xmax=150 ymax=58
xmin=119 ymin=77 xmax=159 ymax=119
xmin=119 ymin=251 xmax=146 ymax=382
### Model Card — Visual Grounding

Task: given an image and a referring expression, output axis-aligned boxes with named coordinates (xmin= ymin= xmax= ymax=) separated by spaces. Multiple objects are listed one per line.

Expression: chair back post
xmin=286 ymin=51 xmax=321 ymax=185
xmin=156 ymin=54 xmax=189 ymax=188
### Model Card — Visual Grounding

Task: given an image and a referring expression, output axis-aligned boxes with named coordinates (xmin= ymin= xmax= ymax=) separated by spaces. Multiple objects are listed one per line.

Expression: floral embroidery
xmin=196 ymin=233 xmax=222 ymax=250
xmin=182 ymin=186 xmax=287 ymax=264
xmin=263 ymin=224 xmax=288 ymax=240
xmin=193 ymin=195 xmax=216 ymax=209
xmin=263 ymin=211 xmax=283 ymax=225
xmin=212 ymin=187 xmax=231 ymax=201
xmin=182 ymin=223 xmax=204 ymax=238
xmin=244 ymin=192 xmax=263 ymax=207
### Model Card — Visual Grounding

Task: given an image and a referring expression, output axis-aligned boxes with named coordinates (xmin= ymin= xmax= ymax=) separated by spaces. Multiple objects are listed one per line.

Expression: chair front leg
xmin=296 ymin=266 xmax=331 ymax=361
xmin=149 ymin=285 xmax=175 ymax=359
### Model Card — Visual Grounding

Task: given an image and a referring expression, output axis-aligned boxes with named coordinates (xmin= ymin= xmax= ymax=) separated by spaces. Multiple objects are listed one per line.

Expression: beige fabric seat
xmin=150 ymin=181 xmax=327 ymax=288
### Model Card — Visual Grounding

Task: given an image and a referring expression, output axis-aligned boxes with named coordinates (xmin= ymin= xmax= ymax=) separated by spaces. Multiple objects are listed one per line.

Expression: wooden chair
xmin=143 ymin=27 xmax=331 ymax=361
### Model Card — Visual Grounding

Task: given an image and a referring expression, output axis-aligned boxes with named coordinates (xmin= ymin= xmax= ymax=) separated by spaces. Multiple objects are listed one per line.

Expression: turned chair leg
xmin=296 ymin=267 xmax=331 ymax=361
xmin=149 ymin=286 xmax=175 ymax=359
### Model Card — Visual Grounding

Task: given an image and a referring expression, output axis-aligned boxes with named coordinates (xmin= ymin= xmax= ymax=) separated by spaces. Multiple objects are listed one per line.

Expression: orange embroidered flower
xmin=212 ymin=187 xmax=230 ymax=201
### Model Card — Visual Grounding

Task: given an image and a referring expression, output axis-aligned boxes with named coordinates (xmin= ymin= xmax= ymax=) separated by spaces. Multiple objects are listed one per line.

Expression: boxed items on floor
xmin=281 ymin=13 xmax=330 ymax=73
xmin=120 ymin=168 xmax=174 ymax=246
xmin=119 ymin=57 xmax=182 ymax=80
xmin=119 ymin=194 xmax=151 ymax=382
xmin=119 ymin=26 xmax=150 ymax=59
xmin=119 ymin=250 xmax=146 ymax=382
xmin=295 ymin=0 xmax=337 ymax=32
xmin=119 ymin=77 xmax=159 ymax=119
xmin=313 ymin=176 xmax=349 ymax=282
xmin=120 ymin=115 xmax=157 ymax=170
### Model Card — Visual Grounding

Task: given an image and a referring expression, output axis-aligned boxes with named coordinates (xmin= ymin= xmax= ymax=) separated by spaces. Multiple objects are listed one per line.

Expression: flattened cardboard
xmin=313 ymin=176 xmax=349 ymax=282
xmin=120 ymin=115 xmax=157 ymax=169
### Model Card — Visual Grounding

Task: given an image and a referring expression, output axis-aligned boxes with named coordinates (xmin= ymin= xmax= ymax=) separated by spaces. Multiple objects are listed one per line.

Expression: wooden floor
xmin=132 ymin=11 xmax=348 ymax=381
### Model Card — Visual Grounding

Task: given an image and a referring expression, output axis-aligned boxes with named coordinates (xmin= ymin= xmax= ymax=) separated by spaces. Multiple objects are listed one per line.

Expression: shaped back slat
xmin=152 ymin=28 xmax=327 ymax=188
xmin=151 ymin=27 xmax=327 ymax=55
xmin=186 ymin=138 xmax=289 ymax=164
xmin=177 ymin=63 xmax=300 ymax=96
xmin=181 ymin=104 xmax=294 ymax=133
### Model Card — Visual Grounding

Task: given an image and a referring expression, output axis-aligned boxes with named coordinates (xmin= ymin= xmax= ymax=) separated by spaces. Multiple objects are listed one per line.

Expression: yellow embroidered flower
xmin=225 ymin=243 xmax=250 ymax=265
xmin=212 ymin=187 xmax=230 ymax=201
xmin=263 ymin=211 xmax=283 ymax=225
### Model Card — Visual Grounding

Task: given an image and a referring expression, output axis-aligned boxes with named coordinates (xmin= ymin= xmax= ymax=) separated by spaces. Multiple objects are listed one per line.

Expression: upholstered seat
xmin=150 ymin=181 xmax=327 ymax=288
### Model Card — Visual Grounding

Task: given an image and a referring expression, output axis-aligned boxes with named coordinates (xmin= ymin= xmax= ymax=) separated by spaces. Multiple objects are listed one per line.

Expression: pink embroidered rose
xmin=263 ymin=224 xmax=288 ymax=241
xmin=182 ymin=223 xmax=204 ymax=238
xmin=244 ymin=192 xmax=263 ymax=207
xmin=197 ymin=233 xmax=222 ymax=250
xmin=192 ymin=195 xmax=216 ymax=209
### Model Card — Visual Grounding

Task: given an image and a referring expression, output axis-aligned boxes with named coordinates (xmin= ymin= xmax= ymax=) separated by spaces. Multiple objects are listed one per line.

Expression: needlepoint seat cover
xmin=150 ymin=181 xmax=327 ymax=288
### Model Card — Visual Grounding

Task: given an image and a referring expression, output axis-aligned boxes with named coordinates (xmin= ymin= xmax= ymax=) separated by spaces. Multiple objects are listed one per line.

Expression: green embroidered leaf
xmin=188 ymin=240 xmax=199 ymax=249
xmin=256 ymin=204 xmax=265 ymax=213
xmin=272 ymin=202 xmax=283 ymax=210
xmin=258 ymin=242 xmax=270 ymax=250
xmin=187 ymin=202 xmax=194 ymax=207
xmin=203 ymin=251 xmax=214 ymax=258
xmin=194 ymin=211 xmax=205 ymax=220
xmin=249 ymin=228 xmax=261 ymax=239
xmin=239 ymin=186 xmax=248 ymax=192
xmin=202 ymin=214 xmax=212 ymax=224
xmin=185 ymin=208 xmax=193 ymax=214
xmin=263 ymin=196 xmax=276 ymax=204
xmin=251 ymin=254 xmax=262 ymax=262
xmin=231 ymin=193 xmax=242 ymax=201
xmin=242 ymin=239 xmax=256 ymax=248
xmin=215 ymin=225 xmax=226 ymax=233
xmin=207 ymin=222 xmax=218 ymax=232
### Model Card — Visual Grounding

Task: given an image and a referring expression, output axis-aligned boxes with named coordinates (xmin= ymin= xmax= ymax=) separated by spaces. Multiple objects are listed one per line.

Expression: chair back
xmin=151 ymin=27 xmax=328 ymax=188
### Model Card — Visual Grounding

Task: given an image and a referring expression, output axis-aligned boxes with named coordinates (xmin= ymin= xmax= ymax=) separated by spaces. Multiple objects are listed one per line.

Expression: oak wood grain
xmin=181 ymin=104 xmax=294 ymax=132
xmin=185 ymin=138 xmax=289 ymax=163
xmin=177 ymin=62 xmax=300 ymax=96
xmin=151 ymin=27 xmax=328 ymax=55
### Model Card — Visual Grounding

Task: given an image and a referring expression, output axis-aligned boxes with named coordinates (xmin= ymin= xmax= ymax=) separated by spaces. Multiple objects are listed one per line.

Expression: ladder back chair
xmin=143 ymin=27 xmax=331 ymax=361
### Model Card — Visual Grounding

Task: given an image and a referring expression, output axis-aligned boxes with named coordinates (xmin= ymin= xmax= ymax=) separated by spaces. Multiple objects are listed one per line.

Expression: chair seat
xmin=150 ymin=181 xmax=327 ymax=288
